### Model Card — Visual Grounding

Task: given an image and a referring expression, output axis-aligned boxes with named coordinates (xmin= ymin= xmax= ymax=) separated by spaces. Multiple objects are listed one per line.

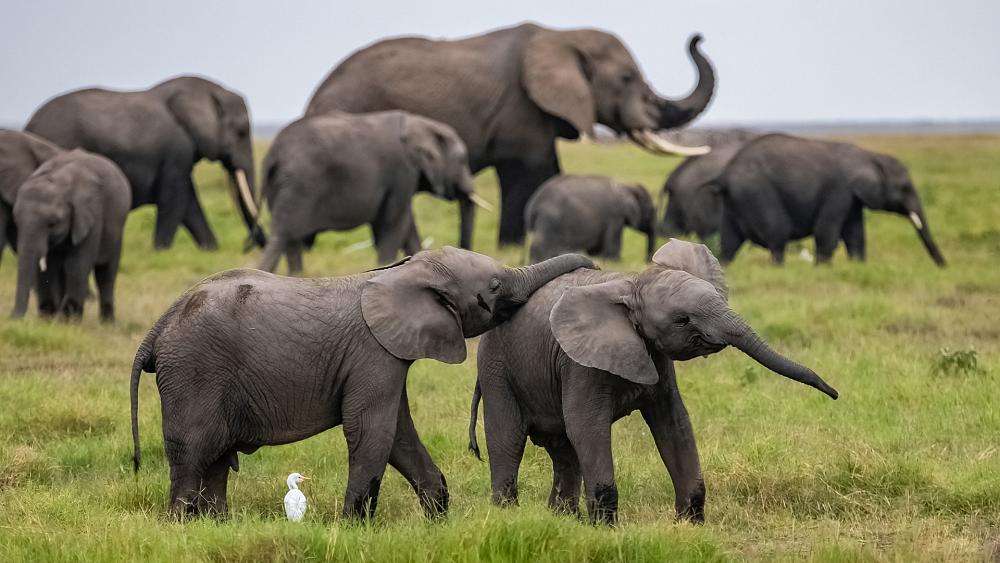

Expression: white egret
xmin=283 ymin=472 xmax=310 ymax=522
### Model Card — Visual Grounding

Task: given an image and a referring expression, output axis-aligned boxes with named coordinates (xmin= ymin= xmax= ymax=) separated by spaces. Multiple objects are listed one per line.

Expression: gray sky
xmin=2 ymin=0 xmax=997 ymax=126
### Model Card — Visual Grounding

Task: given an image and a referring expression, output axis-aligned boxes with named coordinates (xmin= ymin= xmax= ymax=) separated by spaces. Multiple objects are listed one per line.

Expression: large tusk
xmin=468 ymin=193 xmax=495 ymax=212
xmin=909 ymin=211 xmax=923 ymax=230
xmin=38 ymin=256 xmax=47 ymax=272
xmin=630 ymin=129 xmax=711 ymax=157
xmin=234 ymin=169 xmax=260 ymax=220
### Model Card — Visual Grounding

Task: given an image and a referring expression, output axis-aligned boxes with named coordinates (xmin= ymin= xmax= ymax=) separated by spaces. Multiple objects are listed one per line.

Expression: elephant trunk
xmin=457 ymin=195 xmax=475 ymax=250
xmin=658 ymin=35 xmax=716 ymax=130
xmin=720 ymin=309 xmax=839 ymax=400
xmin=226 ymin=163 xmax=267 ymax=249
xmin=495 ymin=253 xmax=595 ymax=320
xmin=12 ymin=236 xmax=45 ymax=318
xmin=908 ymin=209 xmax=946 ymax=267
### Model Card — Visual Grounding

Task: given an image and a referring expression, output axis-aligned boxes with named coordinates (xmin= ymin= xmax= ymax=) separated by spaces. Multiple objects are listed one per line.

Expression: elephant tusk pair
xmin=38 ymin=256 xmax=47 ymax=273
xmin=629 ymin=129 xmax=711 ymax=157
xmin=909 ymin=211 xmax=924 ymax=230
xmin=234 ymin=169 xmax=260 ymax=220
xmin=468 ymin=193 xmax=495 ymax=212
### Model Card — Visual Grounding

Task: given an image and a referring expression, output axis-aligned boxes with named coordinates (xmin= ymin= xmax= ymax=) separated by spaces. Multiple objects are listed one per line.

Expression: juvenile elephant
xmin=12 ymin=149 xmax=131 ymax=321
xmin=0 ymin=130 xmax=61 ymax=261
xmin=660 ymin=141 xmax=749 ymax=240
xmin=714 ymin=134 xmax=946 ymax=266
xmin=469 ymin=239 xmax=837 ymax=525
xmin=26 ymin=76 xmax=264 ymax=250
xmin=131 ymin=248 xmax=594 ymax=519
xmin=258 ymin=111 xmax=487 ymax=272
xmin=526 ymin=175 xmax=656 ymax=263
xmin=307 ymin=23 xmax=715 ymax=245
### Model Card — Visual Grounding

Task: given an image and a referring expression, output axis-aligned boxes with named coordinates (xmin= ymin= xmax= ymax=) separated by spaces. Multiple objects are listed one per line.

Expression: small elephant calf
xmin=470 ymin=239 xmax=838 ymax=524
xmin=12 ymin=149 xmax=130 ymax=321
xmin=526 ymin=175 xmax=656 ymax=264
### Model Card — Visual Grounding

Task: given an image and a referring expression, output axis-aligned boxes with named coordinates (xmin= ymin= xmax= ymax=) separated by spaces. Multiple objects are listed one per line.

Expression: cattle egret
xmin=283 ymin=472 xmax=310 ymax=522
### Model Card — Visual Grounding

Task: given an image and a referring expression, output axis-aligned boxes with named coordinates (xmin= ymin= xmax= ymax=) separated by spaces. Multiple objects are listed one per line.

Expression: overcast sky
xmin=2 ymin=0 xmax=997 ymax=127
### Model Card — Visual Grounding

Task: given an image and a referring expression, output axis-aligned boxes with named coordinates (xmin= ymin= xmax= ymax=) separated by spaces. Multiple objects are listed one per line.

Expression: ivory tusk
xmin=631 ymin=130 xmax=711 ymax=157
xmin=909 ymin=211 xmax=923 ymax=230
xmin=234 ymin=169 xmax=260 ymax=220
xmin=468 ymin=193 xmax=495 ymax=212
xmin=38 ymin=256 xmax=47 ymax=272
xmin=421 ymin=236 xmax=435 ymax=249
xmin=346 ymin=239 xmax=374 ymax=252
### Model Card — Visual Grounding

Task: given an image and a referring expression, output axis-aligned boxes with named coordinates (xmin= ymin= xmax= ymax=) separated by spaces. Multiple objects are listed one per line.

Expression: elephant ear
xmin=70 ymin=177 xmax=97 ymax=245
xmin=167 ymin=88 xmax=221 ymax=160
xmin=522 ymin=31 xmax=596 ymax=138
xmin=362 ymin=258 xmax=467 ymax=364
xmin=849 ymin=154 xmax=892 ymax=209
xmin=652 ymin=238 xmax=728 ymax=301
xmin=550 ymin=278 xmax=658 ymax=384
xmin=400 ymin=116 xmax=449 ymax=197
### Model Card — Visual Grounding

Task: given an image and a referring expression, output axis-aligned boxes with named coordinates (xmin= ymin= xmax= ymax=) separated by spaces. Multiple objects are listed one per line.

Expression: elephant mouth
xmin=627 ymin=130 xmax=710 ymax=157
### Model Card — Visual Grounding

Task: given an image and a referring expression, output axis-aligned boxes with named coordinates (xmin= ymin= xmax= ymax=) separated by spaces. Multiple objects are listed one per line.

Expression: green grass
xmin=1 ymin=135 xmax=998 ymax=562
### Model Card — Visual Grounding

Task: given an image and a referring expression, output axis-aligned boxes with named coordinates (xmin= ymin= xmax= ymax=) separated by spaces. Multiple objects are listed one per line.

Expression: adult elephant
xmin=306 ymin=23 xmax=715 ymax=245
xmin=660 ymin=140 xmax=750 ymax=241
xmin=714 ymin=134 xmax=946 ymax=266
xmin=26 ymin=76 xmax=265 ymax=250
xmin=0 ymin=130 xmax=62 ymax=262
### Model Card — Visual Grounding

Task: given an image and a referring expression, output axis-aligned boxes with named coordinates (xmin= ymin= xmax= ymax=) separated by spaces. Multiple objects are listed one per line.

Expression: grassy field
xmin=0 ymin=135 xmax=997 ymax=562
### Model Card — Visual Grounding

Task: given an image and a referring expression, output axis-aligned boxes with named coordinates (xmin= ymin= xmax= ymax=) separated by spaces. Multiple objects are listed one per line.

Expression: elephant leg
xmin=94 ymin=253 xmax=121 ymax=323
xmin=36 ymin=256 xmax=63 ymax=318
xmin=841 ymin=204 xmax=866 ymax=261
xmin=403 ymin=219 xmax=421 ymax=256
xmin=495 ymin=152 xmax=559 ymax=246
xmin=387 ymin=387 xmax=448 ymax=518
xmin=371 ymin=200 xmax=414 ymax=264
xmin=341 ymin=370 xmax=404 ymax=520
xmin=258 ymin=234 xmax=288 ymax=273
xmin=285 ymin=240 xmax=304 ymax=276
xmin=768 ymin=245 xmax=786 ymax=265
xmin=544 ymin=439 xmax=582 ymax=515
xmin=181 ymin=195 xmax=219 ymax=251
xmin=481 ymin=371 xmax=527 ymax=506
xmin=719 ymin=212 xmax=746 ymax=265
xmin=598 ymin=220 xmax=625 ymax=260
xmin=562 ymin=373 xmax=616 ymax=525
xmin=154 ymin=172 xmax=194 ymax=250
xmin=196 ymin=455 xmax=232 ymax=517
xmin=59 ymin=253 xmax=90 ymax=320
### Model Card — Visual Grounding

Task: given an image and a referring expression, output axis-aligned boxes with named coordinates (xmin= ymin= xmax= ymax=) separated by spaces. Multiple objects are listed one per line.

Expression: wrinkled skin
xmin=715 ymin=134 xmax=946 ymax=266
xmin=259 ymin=111 xmax=478 ymax=272
xmin=12 ymin=150 xmax=131 ymax=321
xmin=470 ymin=240 xmax=837 ymax=525
xmin=526 ymin=175 xmax=656 ymax=263
xmin=307 ymin=23 xmax=715 ymax=245
xmin=661 ymin=141 xmax=750 ymax=240
xmin=0 ymin=130 xmax=61 ymax=263
xmin=26 ymin=76 xmax=265 ymax=251
xmin=130 ymin=248 xmax=594 ymax=520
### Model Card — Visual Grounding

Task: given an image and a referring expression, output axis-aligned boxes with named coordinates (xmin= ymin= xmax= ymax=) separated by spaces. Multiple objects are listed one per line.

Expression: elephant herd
xmin=1 ymin=21 xmax=946 ymax=525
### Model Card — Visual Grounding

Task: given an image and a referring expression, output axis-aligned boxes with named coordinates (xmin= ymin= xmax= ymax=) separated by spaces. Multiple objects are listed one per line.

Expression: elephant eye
xmin=489 ymin=278 xmax=501 ymax=293
xmin=674 ymin=315 xmax=690 ymax=327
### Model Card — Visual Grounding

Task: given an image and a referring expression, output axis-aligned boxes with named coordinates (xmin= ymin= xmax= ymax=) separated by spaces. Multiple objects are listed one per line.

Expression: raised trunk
xmin=658 ymin=35 xmax=716 ymax=130
xmin=908 ymin=210 xmax=946 ymax=267
xmin=12 ymin=239 xmax=43 ymax=318
xmin=721 ymin=310 xmax=838 ymax=399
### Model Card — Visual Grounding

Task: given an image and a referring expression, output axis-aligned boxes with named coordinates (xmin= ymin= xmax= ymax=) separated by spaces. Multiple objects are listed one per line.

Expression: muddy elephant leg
xmin=198 ymin=455 xmax=232 ymax=517
xmin=481 ymin=368 xmax=527 ymax=506
xmin=495 ymin=151 xmax=559 ymax=246
xmin=841 ymin=204 xmax=866 ymax=261
xmin=387 ymin=387 xmax=448 ymax=518
xmin=181 ymin=194 xmax=219 ymax=250
xmin=641 ymin=358 xmax=705 ymax=522
xmin=562 ymin=370 xmax=617 ymax=525
xmin=544 ymin=439 xmax=582 ymax=515
xmin=719 ymin=212 xmax=746 ymax=265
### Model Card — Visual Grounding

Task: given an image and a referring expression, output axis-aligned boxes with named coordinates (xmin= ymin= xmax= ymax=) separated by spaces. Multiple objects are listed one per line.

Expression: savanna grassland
xmin=0 ymin=135 xmax=998 ymax=562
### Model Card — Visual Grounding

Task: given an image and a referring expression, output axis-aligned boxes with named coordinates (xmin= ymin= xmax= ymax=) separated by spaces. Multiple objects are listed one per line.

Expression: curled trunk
xmin=495 ymin=253 xmax=595 ymax=321
xmin=658 ymin=35 xmax=716 ymax=130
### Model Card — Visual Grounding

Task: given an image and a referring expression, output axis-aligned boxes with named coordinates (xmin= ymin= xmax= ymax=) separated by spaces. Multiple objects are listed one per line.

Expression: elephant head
xmin=522 ymin=28 xmax=715 ymax=156
xmin=0 ymin=130 xmax=62 ymax=259
xmin=362 ymin=247 xmax=595 ymax=363
xmin=851 ymin=152 xmax=945 ymax=267
xmin=400 ymin=114 xmax=489 ymax=250
xmin=158 ymin=76 xmax=266 ymax=247
xmin=620 ymin=183 xmax=658 ymax=261
xmin=549 ymin=239 xmax=838 ymax=399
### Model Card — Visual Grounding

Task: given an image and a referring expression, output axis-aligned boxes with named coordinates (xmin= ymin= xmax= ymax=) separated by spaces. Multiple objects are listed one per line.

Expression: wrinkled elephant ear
xmin=166 ymin=88 xmax=221 ymax=160
xmin=400 ymin=115 xmax=449 ymax=197
xmin=522 ymin=31 xmax=596 ymax=138
xmin=652 ymin=238 xmax=727 ymax=301
xmin=550 ymin=278 xmax=658 ymax=384
xmin=362 ymin=259 xmax=467 ymax=364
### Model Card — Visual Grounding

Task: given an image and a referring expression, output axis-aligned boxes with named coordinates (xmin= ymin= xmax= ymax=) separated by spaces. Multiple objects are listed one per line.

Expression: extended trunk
xmin=12 ymin=239 xmax=44 ymax=318
xmin=657 ymin=35 xmax=716 ymax=130
xmin=908 ymin=210 xmax=946 ymax=267
xmin=495 ymin=253 xmax=595 ymax=321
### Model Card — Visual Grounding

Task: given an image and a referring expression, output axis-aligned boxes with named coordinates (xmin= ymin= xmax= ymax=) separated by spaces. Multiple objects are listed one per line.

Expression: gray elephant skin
xmin=714 ymin=134 xmax=946 ymax=266
xmin=526 ymin=175 xmax=656 ymax=263
xmin=306 ymin=23 xmax=715 ymax=245
xmin=130 ymin=248 xmax=594 ymax=519
xmin=25 ymin=76 xmax=264 ymax=251
xmin=0 ymin=130 xmax=62 ymax=261
xmin=660 ymin=141 xmax=750 ymax=240
xmin=12 ymin=149 xmax=131 ymax=321
xmin=469 ymin=239 xmax=837 ymax=525
xmin=259 ymin=111 xmax=479 ymax=272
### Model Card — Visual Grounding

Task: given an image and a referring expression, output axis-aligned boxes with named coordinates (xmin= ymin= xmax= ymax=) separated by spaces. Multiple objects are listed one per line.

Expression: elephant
xmin=468 ymin=239 xmax=838 ymax=525
xmin=0 ymin=130 xmax=62 ymax=262
xmin=712 ymin=134 xmax=946 ymax=266
xmin=12 ymin=149 xmax=131 ymax=321
xmin=130 ymin=248 xmax=595 ymax=519
xmin=258 ymin=111 xmax=489 ymax=272
xmin=25 ymin=76 xmax=265 ymax=251
xmin=306 ymin=23 xmax=715 ymax=245
xmin=526 ymin=175 xmax=656 ymax=263
xmin=660 ymin=141 xmax=750 ymax=240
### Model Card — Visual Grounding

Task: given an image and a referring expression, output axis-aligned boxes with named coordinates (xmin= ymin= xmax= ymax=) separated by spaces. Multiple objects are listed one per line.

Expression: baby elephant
xmin=470 ymin=239 xmax=837 ymax=525
xmin=0 ymin=129 xmax=62 ymax=261
xmin=259 ymin=111 xmax=488 ymax=272
xmin=12 ymin=149 xmax=131 ymax=321
xmin=526 ymin=175 xmax=656 ymax=263
xmin=131 ymin=248 xmax=594 ymax=519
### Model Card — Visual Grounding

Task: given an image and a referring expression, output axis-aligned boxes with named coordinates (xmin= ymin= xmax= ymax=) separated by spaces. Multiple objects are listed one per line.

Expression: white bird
xmin=283 ymin=472 xmax=310 ymax=522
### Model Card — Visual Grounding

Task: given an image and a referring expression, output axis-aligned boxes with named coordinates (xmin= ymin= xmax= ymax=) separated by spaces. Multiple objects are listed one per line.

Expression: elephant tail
xmin=130 ymin=325 xmax=161 ymax=473
xmin=467 ymin=381 xmax=483 ymax=461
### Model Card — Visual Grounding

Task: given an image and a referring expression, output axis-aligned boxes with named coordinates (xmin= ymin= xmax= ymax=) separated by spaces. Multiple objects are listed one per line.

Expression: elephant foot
xmin=586 ymin=483 xmax=618 ymax=526
xmin=675 ymin=480 xmax=706 ymax=524
xmin=418 ymin=474 xmax=449 ymax=520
